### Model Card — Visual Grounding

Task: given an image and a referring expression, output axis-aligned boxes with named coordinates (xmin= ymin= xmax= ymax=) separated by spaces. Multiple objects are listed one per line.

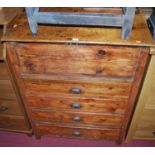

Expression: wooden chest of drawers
xmin=0 ymin=59 xmax=31 ymax=133
xmin=2 ymin=8 xmax=154 ymax=143
xmin=126 ymin=51 xmax=155 ymax=142
xmin=0 ymin=8 xmax=31 ymax=133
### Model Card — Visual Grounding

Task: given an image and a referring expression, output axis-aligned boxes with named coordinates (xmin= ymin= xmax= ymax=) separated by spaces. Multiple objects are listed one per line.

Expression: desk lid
xmin=2 ymin=8 xmax=155 ymax=47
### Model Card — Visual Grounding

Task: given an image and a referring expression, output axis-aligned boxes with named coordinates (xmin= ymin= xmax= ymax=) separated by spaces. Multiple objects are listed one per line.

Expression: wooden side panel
xmin=30 ymin=109 xmax=123 ymax=127
xmin=15 ymin=43 xmax=139 ymax=78
xmin=6 ymin=43 xmax=40 ymax=135
xmin=126 ymin=50 xmax=152 ymax=143
xmin=26 ymin=96 xmax=127 ymax=115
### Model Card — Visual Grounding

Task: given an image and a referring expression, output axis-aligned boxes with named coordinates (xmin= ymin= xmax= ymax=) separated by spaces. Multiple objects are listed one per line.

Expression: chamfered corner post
xmin=121 ymin=7 xmax=136 ymax=39
xmin=25 ymin=7 xmax=39 ymax=36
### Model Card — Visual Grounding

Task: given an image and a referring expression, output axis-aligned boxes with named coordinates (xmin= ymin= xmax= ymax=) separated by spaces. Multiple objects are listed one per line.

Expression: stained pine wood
xmin=26 ymin=96 xmax=127 ymax=115
xmin=0 ymin=80 xmax=16 ymax=99
xmin=4 ymin=9 xmax=152 ymax=143
xmin=2 ymin=8 xmax=155 ymax=47
xmin=23 ymin=78 xmax=131 ymax=99
xmin=0 ymin=99 xmax=22 ymax=115
xmin=34 ymin=123 xmax=120 ymax=140
xmin=0 ymin=114 xmax=30 ymax=132
xmin=119 ymin=48 xmax=149 ymax=143
xmin=30 ymin=109 xmax=123 ymax=127
xmin=0 ymin=61 xmax=9 ymax=79
xmin=0 ymin=7 xmax=31 ymax=134
xmin=0 ymin=7 xmax=23 ymax=25
xmin=0 ymin=8 xmax=23 ymax=59
xmin=40 ymin=7 xmax=123 ymax=14
xmin=15 ymin=43 xmax=139 ymax=78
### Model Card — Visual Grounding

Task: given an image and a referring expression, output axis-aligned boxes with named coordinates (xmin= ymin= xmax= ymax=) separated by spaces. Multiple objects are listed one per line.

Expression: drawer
xmin=145 ymin=95 xmax=155 ymax=109
xmin=34 ymin=123 xmax=120 ymax=140
xmin=134 ymin=108 xmax=155 ymax=139
xmin=30 ymin=109 xmax=123 ymax=127
xmin=0 ymin=114 xmax=30 ymax=131
xmin=139 ymin=108 xmax=155 ymax=123
xmin=0 ymin=61 xmax=9 ymax=80
xmin=0 ymin=99 xmax=22 ymax=115
xmin=136 ymin=109 xmax=155 ymax=130
xmin=23 ymin=78 xmax=131 ymax=99
xmin=0 ymin=80 xmax=16 ymax=99
xmin=135 ymin=129 xmax=155 ymax=140
xmin=27 ymin=96 xmax=127 ymax=115
xmin=15 ymin=43 xmax=139 ymax=78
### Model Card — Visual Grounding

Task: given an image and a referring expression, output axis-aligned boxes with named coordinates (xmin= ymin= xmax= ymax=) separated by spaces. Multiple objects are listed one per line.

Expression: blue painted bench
xmin=25 ymin=7 xmax=136 ymax=39
xmin=147 ymin=8 xmax=155 ymax=39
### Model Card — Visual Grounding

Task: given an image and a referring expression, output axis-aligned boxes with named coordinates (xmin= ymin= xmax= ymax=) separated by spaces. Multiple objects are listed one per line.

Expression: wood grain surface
xmin=23 ymin=78 xmax=131 ymax=99
xmin=2 ymin=8 xmax=155 ymax=47
xmin=26 ymin=95 xmax=127 ymax=115
xmin=0 ymin=114 xmax=30 ymax=131
xmin=34 ymin=123 xmax=120 ymax=140
xmin=15 ymin=43 xmax=139 ymax=78
xmin=0 ymin=99 xmax=22 ymax=115
xmin=30 ymin=109 xmax=123 ymax=127
xmin=4 ymin=9 xmax=152 ymax=142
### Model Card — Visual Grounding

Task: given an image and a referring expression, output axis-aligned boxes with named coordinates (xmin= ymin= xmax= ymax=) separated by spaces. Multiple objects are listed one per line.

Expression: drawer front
xmin=145 ymin=96 xmax=155 ymax=109
xmin=27 ymin=96 xmax=127 ymax=115
xmin=135 ymin=129 xmax=155 ymax=140
xmin=23 ymin=79 xmax=131 ymax=99
xmin=136 ymin=109 xmax=155 ymax=130
xmin=0 ymin=114 xmax=30 ymax=131
xmin=0 ymin=61 xmax=9 ymax=80
xmin=30 ymin=110 xmax=123 ymax=127
xmin=139 ymin=109 xmax=155 ymax=123
xmin=135 ymin=109 xmax=155 ymax=139
xmin=16 ymin=43 xmax=138 ymax=78
xmin=0 ymin=99 xmax=22 ymax=115
xmin=0 ymin=80 xmax=16 ymax=99
xmin=34 ymin=123 xmax=120 ymax=140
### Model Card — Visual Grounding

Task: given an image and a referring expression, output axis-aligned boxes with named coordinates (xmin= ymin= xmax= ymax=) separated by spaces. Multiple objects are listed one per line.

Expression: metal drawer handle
xmin=70 ymin=88 xmax=82 ymax=94
xmin=72 ymin=131 xmax=81 ymax=136
xmin=70 ymin=103 xmax=82 ymax=109
xmin=72 ymin=116 xmax=81 ymax=122
xmin=96 ymin=50 xmax=106 ymax=57
xmin=25 ymin=60 xmax=34 ymax=68
xmin=0 ymin=106 xmax=8 ymax=112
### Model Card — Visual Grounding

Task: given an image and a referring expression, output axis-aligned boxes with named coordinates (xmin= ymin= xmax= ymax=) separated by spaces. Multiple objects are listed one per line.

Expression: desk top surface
xmin=2 ymin=8 xmax=155 ymax=47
